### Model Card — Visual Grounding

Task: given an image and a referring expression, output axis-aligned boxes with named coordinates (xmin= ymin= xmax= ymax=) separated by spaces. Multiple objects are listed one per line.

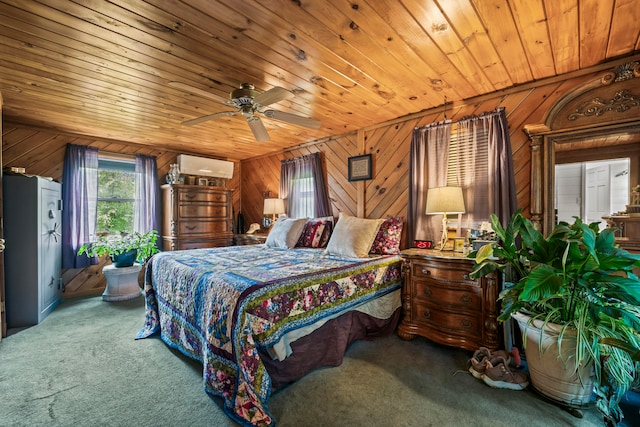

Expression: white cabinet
xmin=3 ymin=175 xmax=62 ymax=328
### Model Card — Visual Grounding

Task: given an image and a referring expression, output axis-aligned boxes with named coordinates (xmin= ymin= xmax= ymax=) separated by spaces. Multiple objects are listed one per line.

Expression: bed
xmin=136 ymin=213 xmax=404 ymax=426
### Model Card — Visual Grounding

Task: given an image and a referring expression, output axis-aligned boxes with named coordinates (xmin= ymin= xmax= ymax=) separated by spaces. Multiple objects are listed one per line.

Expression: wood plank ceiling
xmin=0 ymin=0 xmax=638 ymax=161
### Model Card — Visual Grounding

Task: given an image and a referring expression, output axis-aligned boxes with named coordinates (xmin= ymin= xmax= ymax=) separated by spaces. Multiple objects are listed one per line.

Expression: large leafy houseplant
xmin=78 ymin=230 xmax=160 ymax=267
xmin=469 ymin=210 xmax=640 ymax=426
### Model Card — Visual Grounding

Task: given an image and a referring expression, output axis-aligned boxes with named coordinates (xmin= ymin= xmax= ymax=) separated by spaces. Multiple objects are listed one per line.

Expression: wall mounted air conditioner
xmin=177 ymin=154 xmax=234 ymax=179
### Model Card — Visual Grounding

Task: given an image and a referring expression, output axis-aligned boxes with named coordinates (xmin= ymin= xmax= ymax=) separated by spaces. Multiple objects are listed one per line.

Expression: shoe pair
xmin=468 ymin=347 xmax=528 ymax=391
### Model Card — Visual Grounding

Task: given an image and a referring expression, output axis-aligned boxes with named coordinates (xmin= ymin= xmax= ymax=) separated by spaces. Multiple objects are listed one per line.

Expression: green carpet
xmin=0 ymin=295 xmax=611 ymax=426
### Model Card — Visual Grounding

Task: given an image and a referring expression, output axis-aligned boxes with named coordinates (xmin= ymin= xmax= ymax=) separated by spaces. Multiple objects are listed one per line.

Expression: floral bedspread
xmin=136 ymin=245 xmax=402 ymax=426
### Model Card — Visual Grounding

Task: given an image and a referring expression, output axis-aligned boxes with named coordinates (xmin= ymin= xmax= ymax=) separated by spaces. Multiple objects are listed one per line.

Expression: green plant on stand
xmin=78 ymin=230 xmax=160 ymax=267
xmin=469 ymin=210 xmax=640 ymax=426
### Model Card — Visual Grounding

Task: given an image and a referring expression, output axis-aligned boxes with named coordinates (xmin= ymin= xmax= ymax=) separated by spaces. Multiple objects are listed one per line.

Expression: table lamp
xmin=425 ymin=186 xmax=466 ymax=250
xmin=263 ymin=198 xmax=285 ymax=227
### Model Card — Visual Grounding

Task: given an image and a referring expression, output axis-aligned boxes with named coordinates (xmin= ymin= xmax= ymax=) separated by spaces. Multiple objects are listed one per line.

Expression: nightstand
xmin=234 ymin=233 xmax=268 ymax=245
xmin=397 ymin=248 xmax=500 ymax=351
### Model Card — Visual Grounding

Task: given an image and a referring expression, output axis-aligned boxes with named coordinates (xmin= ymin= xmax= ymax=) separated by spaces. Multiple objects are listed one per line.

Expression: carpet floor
xmin=0 ymin=294 xmax=637 ymax=426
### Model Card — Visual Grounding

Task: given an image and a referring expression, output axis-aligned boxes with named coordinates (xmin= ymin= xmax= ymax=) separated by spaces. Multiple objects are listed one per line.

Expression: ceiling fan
xmin=169 ymin=81 xmax=321 ymax=142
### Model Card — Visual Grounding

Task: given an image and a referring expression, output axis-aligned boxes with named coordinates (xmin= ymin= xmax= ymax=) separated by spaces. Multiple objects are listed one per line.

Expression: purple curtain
xmin=487 ymin=108 xmax=518 ymax=227
xmin=134 ymin=154 xmax=161 ymax=237
xmin=280 ymin=152 xmax=332 ymax=218
xmin=407 ymin=121 xmax=451 ymax=245
xmin=61 ymin=144 xmax=98 ymax=268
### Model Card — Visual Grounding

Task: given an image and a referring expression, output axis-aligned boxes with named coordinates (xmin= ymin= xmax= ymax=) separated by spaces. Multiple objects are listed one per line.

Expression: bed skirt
xmin=260 ymin=307 xmax=401 ymax=390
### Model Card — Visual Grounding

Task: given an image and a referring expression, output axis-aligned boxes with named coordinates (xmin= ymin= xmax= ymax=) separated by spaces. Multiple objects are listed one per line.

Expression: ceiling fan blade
xmin=247 ymin=116 xmax=270 ymax=141
xmin=263 ymin=110 xmax=321 ymax=129
xmin=182 ymin=111 xmax=237 ymax=126
xmin=168 ymin=81 xmax=231 ymax=105
xmin=253 ymin=86 xmax=294 ymax=107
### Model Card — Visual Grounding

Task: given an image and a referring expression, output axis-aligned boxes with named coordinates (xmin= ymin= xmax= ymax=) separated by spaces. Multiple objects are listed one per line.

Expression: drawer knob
xmin=186 ymin=225 xmax=197 ymax=230
xmin=461 ymin=318 xmax=471 ymax=329
xmin=462 ymin=274 xmax=470 ymax=280
xmin=423 ymin=287 xmax=432 ymax=297
xmin=185 ymin=193 xmax=196 ymax=200
xmin=421 ymin=268 xmax=431 ymax=275
xmin=460 ymin=294 xmax=472 ymax=304
xmin=422 ymin=309 xmax=431 ymax=319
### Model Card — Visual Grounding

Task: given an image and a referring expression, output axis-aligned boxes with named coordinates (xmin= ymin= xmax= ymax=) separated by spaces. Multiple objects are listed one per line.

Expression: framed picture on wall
xmin=348 ymin=154 xmax=372 ymax=182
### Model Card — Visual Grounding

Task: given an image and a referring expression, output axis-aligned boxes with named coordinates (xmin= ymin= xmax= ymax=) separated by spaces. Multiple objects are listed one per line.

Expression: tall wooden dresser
xmin=398 ymin=248 xmax=500 ymax=351
xmin=161 ymin=184 xmax=233 ymax=250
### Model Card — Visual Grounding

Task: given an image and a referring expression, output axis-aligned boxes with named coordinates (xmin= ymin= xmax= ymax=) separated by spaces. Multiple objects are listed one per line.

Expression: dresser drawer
xmin=411 ymin=260 xmax=476 ymax=283
xmin=178 ymin=204 xmax=228 ymax=218
xmin=178 ymin=220 xmax=229 ymax=235
xmin=178 ymin=189 xmax=228 ymax=203
xmin=411 ymin=301 xmax=482 ymax=338
xmin=413 ymin=280 xmax=482 ymax=310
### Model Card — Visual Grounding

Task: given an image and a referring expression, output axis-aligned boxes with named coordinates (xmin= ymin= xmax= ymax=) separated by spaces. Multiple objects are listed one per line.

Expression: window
xmin=290 ymin=176 xmax=315 ymax=218
xmin=447 ymin=122 xmax=490 ymax=226
xmin=280 ymin=153 xmax=332 ymax=219
xmin=97 ymin=158 xmax=136 ymax=236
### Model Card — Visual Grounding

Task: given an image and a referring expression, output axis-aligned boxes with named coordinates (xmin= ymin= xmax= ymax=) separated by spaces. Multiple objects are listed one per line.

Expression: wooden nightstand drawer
xmin=412 ymin=261 xmax=476 ymax=283
xmin=413 ymin=280 xmax=482 ymax=310
xmin=234 ymin=234 xmax=268 ymax=245
xmin=411 ymin=301 xmax=482 ymax=338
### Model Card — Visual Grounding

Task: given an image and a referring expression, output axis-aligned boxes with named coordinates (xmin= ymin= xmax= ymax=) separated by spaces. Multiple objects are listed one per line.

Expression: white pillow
xmin=325 ymin=213 xmax=384 ymax=258
xmin=265 ymin=217 xmax=308 ymax=248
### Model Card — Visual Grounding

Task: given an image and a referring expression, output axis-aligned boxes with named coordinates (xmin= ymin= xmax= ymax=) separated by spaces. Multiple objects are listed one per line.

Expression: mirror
xmin=556 ymin=158 xmax=631 ymax=229
xmin=525 ymin=61 xmax=640 ymax=242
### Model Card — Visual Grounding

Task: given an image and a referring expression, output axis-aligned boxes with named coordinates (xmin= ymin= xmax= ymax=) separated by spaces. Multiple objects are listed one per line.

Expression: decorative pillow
xmin=370 ymin=216 xmax=404 ymax=255
xmin=296 ymin=216 xmax=335 ymax=248
xmin=325 ymin=213 xmax=384 ymax=258
xmin=317 ymin=216 xmax=335 ymax=248
xmin=265 ymin=217 xmax=308 ymax=249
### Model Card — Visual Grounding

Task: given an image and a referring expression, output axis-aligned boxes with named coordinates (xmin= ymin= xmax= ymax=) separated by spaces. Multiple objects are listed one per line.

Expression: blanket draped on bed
xmin=136 ymin=245 xmax=402 ymax=426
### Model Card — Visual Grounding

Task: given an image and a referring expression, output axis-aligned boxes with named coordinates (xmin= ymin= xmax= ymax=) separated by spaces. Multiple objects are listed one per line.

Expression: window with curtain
xmin=407 ymin=108 xmax=516 ymax=246
xmin=280 ymin=152 xmax=332 ymax=218
xmin=62 ymin=145 xmax=161 ymax=267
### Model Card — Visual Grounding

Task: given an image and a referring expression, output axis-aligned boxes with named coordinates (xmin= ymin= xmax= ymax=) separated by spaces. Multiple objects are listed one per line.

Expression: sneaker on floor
xmin=482 ymin=356 xmax=529 ymax=390
xmin=468 ymin=347 xmax=512 ymax=379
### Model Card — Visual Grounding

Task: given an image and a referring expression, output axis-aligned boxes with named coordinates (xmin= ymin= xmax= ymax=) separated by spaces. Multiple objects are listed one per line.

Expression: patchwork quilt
xmin=136 ymin=245 xmax=402 ymax=426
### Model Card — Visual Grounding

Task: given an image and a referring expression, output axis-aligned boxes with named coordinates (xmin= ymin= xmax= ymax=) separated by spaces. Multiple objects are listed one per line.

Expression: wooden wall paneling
xmin=364 ymin=121 xmax=413 ymax=219
xmin=5 ymin=62 xmax=638 ymax=300
xmin=322 ymin=133 xmax=359 ymax=217
xmin=356 ymin=130 xmax=366 ymax=218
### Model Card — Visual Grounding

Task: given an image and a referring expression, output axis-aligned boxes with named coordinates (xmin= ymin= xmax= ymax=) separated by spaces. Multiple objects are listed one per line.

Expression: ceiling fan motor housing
xmin=232 ymin=83 xmax=260 ymax=115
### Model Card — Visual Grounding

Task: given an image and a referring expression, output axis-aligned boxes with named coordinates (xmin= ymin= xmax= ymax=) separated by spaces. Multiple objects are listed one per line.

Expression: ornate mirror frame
xmin=524 ymin=61 xmax=640 ymax=234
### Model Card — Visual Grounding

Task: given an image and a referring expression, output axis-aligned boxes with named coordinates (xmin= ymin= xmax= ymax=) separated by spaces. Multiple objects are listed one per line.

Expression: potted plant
xmin=78 ymin=230 xmax=160 ymax=267
xmin=469 ymin=210 xmax=640 ymax=426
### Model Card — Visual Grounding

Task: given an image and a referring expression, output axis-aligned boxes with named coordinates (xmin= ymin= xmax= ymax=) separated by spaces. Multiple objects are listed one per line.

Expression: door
xmin=585 ymin=164 xmax=610 ymax=228
xmin=555 ymin=163 xmax=583 ymax=224
xmin=40 ymin=184 xmax=62 ymax=315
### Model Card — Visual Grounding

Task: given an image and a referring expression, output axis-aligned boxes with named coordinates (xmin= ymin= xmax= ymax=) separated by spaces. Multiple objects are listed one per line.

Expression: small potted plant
xmin=78 ymin=230 xmax=160 ymax=267
xmin=469 ymin=210 xmax=640 ymax=426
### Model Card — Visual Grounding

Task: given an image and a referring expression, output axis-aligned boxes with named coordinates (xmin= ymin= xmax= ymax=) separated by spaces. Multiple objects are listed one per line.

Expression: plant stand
xmin=102 ymin=263 xmax=143 ymax=302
